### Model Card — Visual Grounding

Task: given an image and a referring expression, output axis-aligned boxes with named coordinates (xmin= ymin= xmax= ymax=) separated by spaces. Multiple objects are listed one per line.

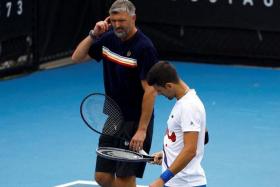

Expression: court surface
xmin=0 ymin=60 xmax=279 ymax=187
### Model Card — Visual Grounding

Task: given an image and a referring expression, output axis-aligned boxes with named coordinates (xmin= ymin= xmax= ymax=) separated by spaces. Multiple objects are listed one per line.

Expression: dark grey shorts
xmin=95 ymin=120 xmax=153 ymax=178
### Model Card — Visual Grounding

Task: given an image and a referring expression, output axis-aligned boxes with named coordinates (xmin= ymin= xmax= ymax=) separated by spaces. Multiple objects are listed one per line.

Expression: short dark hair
xmin=146 ymin=61 xmax=180 ymax=87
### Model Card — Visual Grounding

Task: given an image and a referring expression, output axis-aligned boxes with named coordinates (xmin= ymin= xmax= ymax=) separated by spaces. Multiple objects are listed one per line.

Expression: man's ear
xmin=165 ymin=83 xmax=173 ymax=89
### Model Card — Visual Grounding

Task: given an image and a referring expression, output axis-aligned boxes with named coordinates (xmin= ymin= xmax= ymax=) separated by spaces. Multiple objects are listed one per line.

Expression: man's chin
xmin=114 ymin=32 xmax=127 ymax=39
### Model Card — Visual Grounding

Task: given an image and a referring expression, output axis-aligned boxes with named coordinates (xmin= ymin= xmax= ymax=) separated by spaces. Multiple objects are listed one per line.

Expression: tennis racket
xmin=80 ymin=93 xmax=129 ymax=146
xmin=96 ymin=147 xmax=155 ymax=162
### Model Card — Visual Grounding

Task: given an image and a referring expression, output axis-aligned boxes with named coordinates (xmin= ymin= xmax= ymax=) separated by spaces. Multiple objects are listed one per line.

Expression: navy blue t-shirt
xmin=88 ymin=29 xmax=158 ymax=121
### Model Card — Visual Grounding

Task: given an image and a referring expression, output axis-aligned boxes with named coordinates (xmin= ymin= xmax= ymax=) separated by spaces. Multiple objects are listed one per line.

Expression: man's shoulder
xmin=135 ymin=29 xmax=153 ymax=44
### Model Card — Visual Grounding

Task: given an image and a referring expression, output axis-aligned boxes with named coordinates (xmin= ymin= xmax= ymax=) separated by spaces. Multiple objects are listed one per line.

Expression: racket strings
xmin=108 ymin=150 xmax=141 ymax=159
xmin=102 ymin=97 xmax=123 ymax=135
xmin=82 ymin=94 xmax=123 ymax=136
xmin=98 ymin=147 xmax=143 ymax=160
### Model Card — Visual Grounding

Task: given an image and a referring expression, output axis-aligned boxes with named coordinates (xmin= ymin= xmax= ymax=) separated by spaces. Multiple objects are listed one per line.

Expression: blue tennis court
xmin=0 ymin=60 xmax=279 ymax=187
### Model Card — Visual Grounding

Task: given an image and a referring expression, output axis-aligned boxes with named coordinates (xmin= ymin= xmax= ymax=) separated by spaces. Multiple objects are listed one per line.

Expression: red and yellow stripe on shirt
xmin=102 ymin=46 xmax=137 ymax=68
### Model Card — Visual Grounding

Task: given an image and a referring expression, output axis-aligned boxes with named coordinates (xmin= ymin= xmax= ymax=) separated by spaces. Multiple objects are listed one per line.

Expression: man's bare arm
xmin=72 ymin=17 xmax=111 ymax=63
xmin=129 ymin=80 xmax=156 ymax=152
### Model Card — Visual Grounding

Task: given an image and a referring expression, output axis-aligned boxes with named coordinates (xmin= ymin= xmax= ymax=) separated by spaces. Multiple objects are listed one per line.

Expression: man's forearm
xmin=168 ymin=132 xmax=198 ymax=175
xmin=128 ymin=81 xmax=156 ymax=151
xmin=138 ymin=88 xmax=155 ymax=131
xmin=72 ymin=36 xmax=94 ymax=62
xmin=168 ymin=145 xmax=196 ymax=175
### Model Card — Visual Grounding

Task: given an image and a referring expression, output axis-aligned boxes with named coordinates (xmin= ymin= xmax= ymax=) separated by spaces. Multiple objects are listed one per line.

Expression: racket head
xmin=96 ymin=147 xmax=154 ymax=162
xmin=80 ymin=93 xmax=124 ymax=137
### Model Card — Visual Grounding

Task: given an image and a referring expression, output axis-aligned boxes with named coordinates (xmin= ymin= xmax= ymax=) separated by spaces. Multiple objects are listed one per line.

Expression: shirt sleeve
xmin=88 ymin=36 xmax=104 ymax=62
xmin=180 ymin=105 xmax=201 ymax=132
xmin=137 ymin=45 xmax=158 ymax=80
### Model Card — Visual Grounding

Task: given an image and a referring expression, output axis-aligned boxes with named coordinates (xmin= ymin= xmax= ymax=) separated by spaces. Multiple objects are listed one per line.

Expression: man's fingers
xmin=104 ymin=17 xmax=111 ymax=30
xmin=104 ymin=16 xmax=111 ymax=23
xmin=129 ymin=140 xmax=143 ymax=152
xmin=150 ymin=152 xmax=162 ymax=165
xmin=94 ymin=20 xmax=110 ymax=36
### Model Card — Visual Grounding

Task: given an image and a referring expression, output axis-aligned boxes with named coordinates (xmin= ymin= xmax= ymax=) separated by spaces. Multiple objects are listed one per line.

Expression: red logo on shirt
xmin=166 ymin=129 xmax=176 ymax=142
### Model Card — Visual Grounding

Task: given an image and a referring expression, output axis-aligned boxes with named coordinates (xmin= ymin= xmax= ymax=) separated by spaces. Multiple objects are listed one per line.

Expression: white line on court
xmin=54 ymin=180 xmax=148 ymax=187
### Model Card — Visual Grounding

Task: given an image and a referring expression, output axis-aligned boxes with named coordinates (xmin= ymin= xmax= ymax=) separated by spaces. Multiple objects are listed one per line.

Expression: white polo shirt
xmin=162 ymin=89 xmax=207 ymax=187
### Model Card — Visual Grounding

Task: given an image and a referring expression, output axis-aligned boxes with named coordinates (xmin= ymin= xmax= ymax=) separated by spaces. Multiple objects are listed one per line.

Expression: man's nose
xmin=115 ymin=21 xmax=122 ymax=28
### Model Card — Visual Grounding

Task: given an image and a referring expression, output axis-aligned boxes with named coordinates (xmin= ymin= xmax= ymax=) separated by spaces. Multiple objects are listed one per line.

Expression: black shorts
xmin=95 ymin=119 xmax=154 ymax=178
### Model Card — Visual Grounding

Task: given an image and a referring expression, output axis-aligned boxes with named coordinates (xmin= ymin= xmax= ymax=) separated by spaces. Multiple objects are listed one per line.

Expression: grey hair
xmin=109 ymin=0 xmax=136 ymax=16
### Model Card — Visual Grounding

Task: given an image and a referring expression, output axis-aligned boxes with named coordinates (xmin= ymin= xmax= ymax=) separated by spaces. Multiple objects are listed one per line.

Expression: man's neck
xmin=176 ymin=80 xmax=189 ymax=100
xmin=122 ymin=27 xmax=137 ymax=41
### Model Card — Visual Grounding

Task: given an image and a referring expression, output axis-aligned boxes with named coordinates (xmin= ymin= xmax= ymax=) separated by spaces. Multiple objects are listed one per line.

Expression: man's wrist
xmin=160 ymin=169 xmax=174 ymax=183
xmin=138 ymin=126 xmax=147 ymax=132
xmin=89 ymin=30 xmax=99 ymax=40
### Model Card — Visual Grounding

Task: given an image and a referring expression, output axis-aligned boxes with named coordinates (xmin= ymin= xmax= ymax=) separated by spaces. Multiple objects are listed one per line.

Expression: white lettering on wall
xmin=1 ymin=0 xmax=25 ymax=19
xmin=182 ymin=0 xmax=275 ymax=7
xmin=264 ymin=0 xmax=273 ymax=7
xmin=209 ymin=0 xmax=218 ymax=3
xmin=243 ymin=0 xmax=254 ymax=6
xmin=6 ymin=2 xmax=12 ymax=17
